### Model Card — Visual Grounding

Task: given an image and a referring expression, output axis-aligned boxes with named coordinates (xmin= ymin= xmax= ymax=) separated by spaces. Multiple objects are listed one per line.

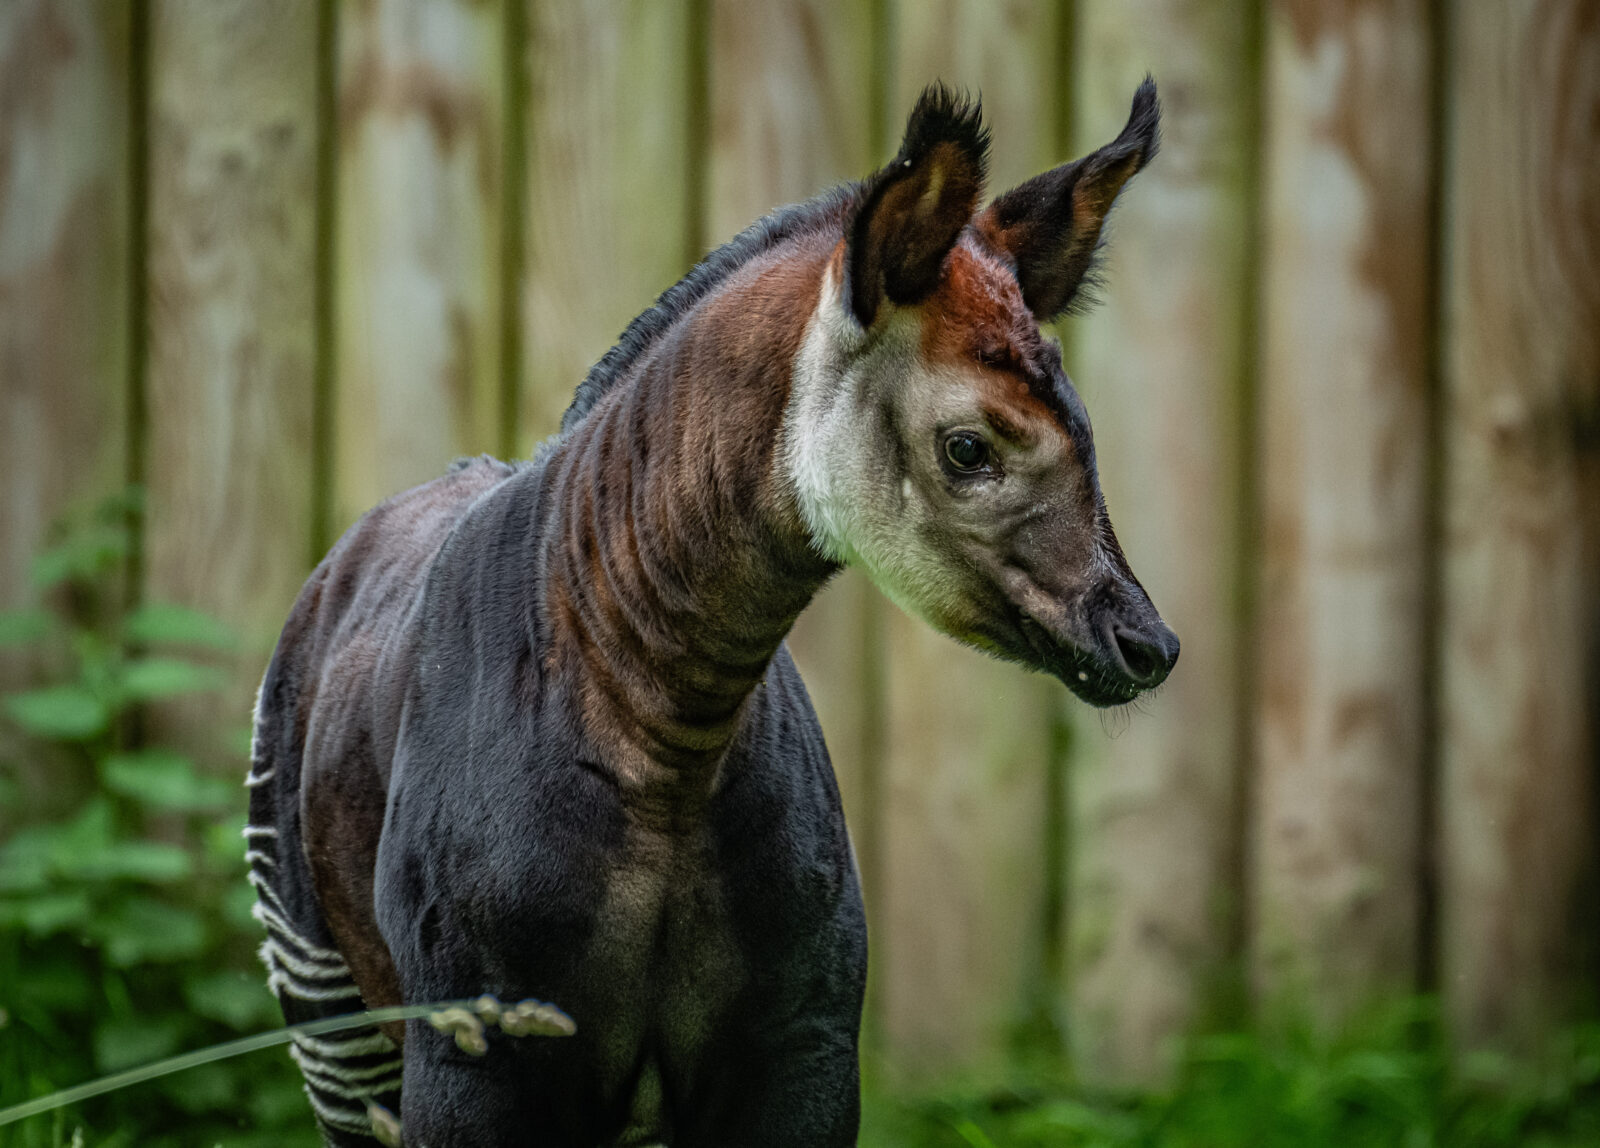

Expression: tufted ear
xmin=844 ymin=84 xmax=989 ymax=329
xmin=978 ymin=77 xmax=1160 ymax=321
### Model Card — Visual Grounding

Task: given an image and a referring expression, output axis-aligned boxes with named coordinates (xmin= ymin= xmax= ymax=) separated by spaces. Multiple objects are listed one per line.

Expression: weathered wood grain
xmin=1252 ymin=0 xmax=1433 ymax=1029
xmin=335 ymin=0 xmax=504 ymax=529
xmin=519 ymin=0 xmax=693 ymax=446
xmin=881 ymin=0 xmax=1061 ymax=1082
xmin=0 ymin=0 xmax=128 ymax=610
xmin=706 ymin=0 xmax=871 ymax=243
xmin=0 ymin=0 xmax=129 ymax=806
xmin=144 ymin=0 xmax=318 ymax=721
xmin=1067 ymin=0 xmax=1256 ymax=1086
xmin=891 ymin=0 xmax=1056 ymax=192
xmin=1438 ymin=0 xmax=1600 ymax=1053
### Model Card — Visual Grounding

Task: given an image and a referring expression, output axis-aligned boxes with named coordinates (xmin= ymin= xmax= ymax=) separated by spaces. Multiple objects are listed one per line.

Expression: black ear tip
xmin=901 ymin=81 xmax=991 ymax=176
xmin=1125 ymin=75 xmax=1162 ymax=158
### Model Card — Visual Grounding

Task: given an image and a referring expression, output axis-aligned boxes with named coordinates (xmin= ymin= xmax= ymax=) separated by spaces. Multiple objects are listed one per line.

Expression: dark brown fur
xmin=248 ymin=81 xmax=1175 ymax=1148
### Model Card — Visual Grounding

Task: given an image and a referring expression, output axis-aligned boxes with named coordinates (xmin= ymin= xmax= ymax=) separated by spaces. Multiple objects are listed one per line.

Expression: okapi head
xmin=784 ymin=79 xmax=1178 ymax=707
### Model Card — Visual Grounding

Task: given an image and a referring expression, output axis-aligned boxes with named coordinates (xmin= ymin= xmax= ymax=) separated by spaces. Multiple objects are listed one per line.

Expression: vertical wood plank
xmin=0 ymin=0 xmax=128 ymax=800
xmin=706 ymin=0 xmax=871 ymax=244
xmin=1252 ymin=0 xmax=1433 ymax=1028
xmin=882 ymin=0 xmax=1061 ymax=1081
xmin=144 ymin=0 xmax=318 ymax=709
xmin=1439 ymin=0 xmax=1600 ymax=1053
xmin=520 ymin=0 xmax=693 ymax=447
xmin=335 ymin=0 xmax=504 ymax=529
xmin=1068 ymin=0 xmax=1256 ymax=1085
xmin=893 ymin=0 xmax=1056 ymax=191
xmin=0 ymin=0 xmax=128 ymax=609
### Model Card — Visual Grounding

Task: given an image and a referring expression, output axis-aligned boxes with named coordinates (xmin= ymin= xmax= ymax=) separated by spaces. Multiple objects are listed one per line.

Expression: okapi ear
xmin=845 ymin=84 xmax=989 ymax=328
xmin=979 ymin=76 xmax=1160 ymax=321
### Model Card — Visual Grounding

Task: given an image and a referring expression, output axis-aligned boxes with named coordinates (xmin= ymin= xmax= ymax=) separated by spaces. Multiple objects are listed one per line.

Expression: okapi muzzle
xmin=785 ymin=78 xmax=1178 ymax=707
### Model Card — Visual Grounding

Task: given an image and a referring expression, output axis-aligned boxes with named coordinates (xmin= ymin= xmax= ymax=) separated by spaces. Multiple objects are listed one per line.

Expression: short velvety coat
xmin=248 ymin=80 xmax=1175 ymax=1148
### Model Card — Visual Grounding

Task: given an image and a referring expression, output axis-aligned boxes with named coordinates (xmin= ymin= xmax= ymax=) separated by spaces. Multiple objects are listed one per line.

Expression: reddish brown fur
xmin=540 ymin=237 xmax=836 ymax=797
xmin=921 ymin=236 xmax=1073 ymax=448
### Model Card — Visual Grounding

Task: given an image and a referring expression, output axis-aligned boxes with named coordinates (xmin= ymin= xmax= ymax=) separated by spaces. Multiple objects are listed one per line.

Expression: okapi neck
xmin=541 ymin=253 xmax=837 ymax=788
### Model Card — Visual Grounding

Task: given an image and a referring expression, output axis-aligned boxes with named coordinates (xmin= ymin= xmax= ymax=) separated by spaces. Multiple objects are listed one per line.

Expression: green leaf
xmin=204 ymin=815 xmax=248 ymax=867
xmin=43 ymin=801 xmax=195 ymax=884
xmin=117 ymin=656 xmax=225 ymax=701
xmin=165 ymin=1060 xmax=239 ymax=1113
xmin=184 ymin=970 xmax=280 ymax=1031
xmin=47 ymin=798 xmax=115 ymax=866
xmin=94 ymin=1015 xmax=185 ymax=1073
xmin=123 ymin=603 xmax=237 ymax=650
xmin=63 ymin=839 xmax=194 ymax=884
xmin=92 ymin=896 xmax=207 ymax=965
xmin=0 ymin=890 xmax=93 ymax=935
xmin=102 ymin=749 xmax=234 ymax=812
xmin=30 ymin=523 xmax=128 ymax=591
xmin=0 ymin=607 xmax=54 ymax=647
xmin=249 ymin=1074 xmax=323 ymax=1128
xmin=2 ymin=685 xmax=109 ymax=740
xmin=222 ymin=880 xmax=259 ymax=930
xmin=14 ymin=959 xmax=95 ymax=1012
xmin=0 ymin=823 xmax=56 ymax=891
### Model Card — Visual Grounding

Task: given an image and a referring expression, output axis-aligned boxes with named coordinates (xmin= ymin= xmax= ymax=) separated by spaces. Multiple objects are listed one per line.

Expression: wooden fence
xmin=2 ymin=0 xmax=1596 ymax=1088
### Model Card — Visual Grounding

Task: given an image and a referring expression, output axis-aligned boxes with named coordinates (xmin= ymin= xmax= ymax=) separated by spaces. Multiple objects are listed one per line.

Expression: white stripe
xmin=256 ymin=924 xmax=347 ymax=977
xmin=242 ymin=824 xmax=278 ymax=839
xmin=257 ymin=931 xmax=344 ymax=980
xmin=244 ymin=849 xmax=276 ymax=869
xmin=269 ymin=967 xmax=364 ymax=1002
xmin=250 ymin=897 xmax=347 ymax=964
xmin=249 ymin=678 xmax=266 ymax=767
xmin=290 ymin=1047 xmax=404 ymax=1083
xmin=292 ymin=1051 xmax=403 ymax=1097
xmin=248 ymin=871 xmax=291 ymax=916
xmin=296 ymin=1064 xmax=403 ymax=1099
xmin=248 ymin=888 xmax=343 ymax=965
xmin=253 ymin=901 xmax=344 ymax=964
xmin=301 ymin=1066 xmax=401 ymax=1102
xmin=260 ymin=935 xmax=351 ymax=981
xmin=303 ymin=1084 xmax=374 ymax=1134
xmin=244 ymin=767 xmax=276 ymax=788
xmin=293 ymin=1029 xmax=399 ymax=1059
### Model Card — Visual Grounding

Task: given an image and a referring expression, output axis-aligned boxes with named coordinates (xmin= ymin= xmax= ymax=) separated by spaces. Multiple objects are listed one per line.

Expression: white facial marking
xmin=780 ymin=266 xmax=984 ymax=635
xmin=782 ymin=266 xmax=869 ymax=565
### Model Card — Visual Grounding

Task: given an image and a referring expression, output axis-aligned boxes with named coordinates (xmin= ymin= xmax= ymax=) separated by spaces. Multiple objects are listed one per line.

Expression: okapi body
xmin=248 ymin=82 xmax=1177 ymax=1147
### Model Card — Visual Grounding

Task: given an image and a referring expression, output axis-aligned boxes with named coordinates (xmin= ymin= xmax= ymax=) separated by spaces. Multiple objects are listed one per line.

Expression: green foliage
xmin=0 ymin=498 xmax=317 ymax=1148
xmin=860 ymin=1007 xmax=1600 ymax=1148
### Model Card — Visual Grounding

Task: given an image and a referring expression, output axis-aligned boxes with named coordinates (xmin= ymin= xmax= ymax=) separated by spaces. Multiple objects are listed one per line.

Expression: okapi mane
xmin=560 ymin=184 xmax=863 ymax=434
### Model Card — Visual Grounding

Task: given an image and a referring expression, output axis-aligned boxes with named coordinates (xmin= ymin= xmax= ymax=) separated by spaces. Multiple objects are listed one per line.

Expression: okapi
xmin=247 ymin=80 xmax=1177 ymax=1147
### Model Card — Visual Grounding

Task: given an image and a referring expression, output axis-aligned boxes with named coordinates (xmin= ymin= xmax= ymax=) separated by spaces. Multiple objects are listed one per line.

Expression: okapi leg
xmin=248 ymin=669 xmax=403 ymax=1145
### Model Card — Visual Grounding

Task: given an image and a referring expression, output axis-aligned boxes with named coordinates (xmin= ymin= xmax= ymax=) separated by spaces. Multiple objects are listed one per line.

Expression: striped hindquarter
xmin=247 ymin=683 xmax=401 ymax=1145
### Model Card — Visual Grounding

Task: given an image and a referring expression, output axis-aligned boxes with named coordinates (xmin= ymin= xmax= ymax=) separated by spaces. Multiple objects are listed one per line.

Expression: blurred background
xmin=2 ymin=0 xmax=1598 ymax=1145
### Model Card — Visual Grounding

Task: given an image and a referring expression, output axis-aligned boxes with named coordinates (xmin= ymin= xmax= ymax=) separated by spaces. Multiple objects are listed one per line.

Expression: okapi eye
xmin=943 ymin=431 xmax=990 ymax=472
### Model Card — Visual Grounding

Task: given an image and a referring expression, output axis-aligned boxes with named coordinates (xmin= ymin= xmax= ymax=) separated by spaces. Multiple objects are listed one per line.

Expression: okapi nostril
xmin=1114 ymin=627 xmax=1170 ymax=686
